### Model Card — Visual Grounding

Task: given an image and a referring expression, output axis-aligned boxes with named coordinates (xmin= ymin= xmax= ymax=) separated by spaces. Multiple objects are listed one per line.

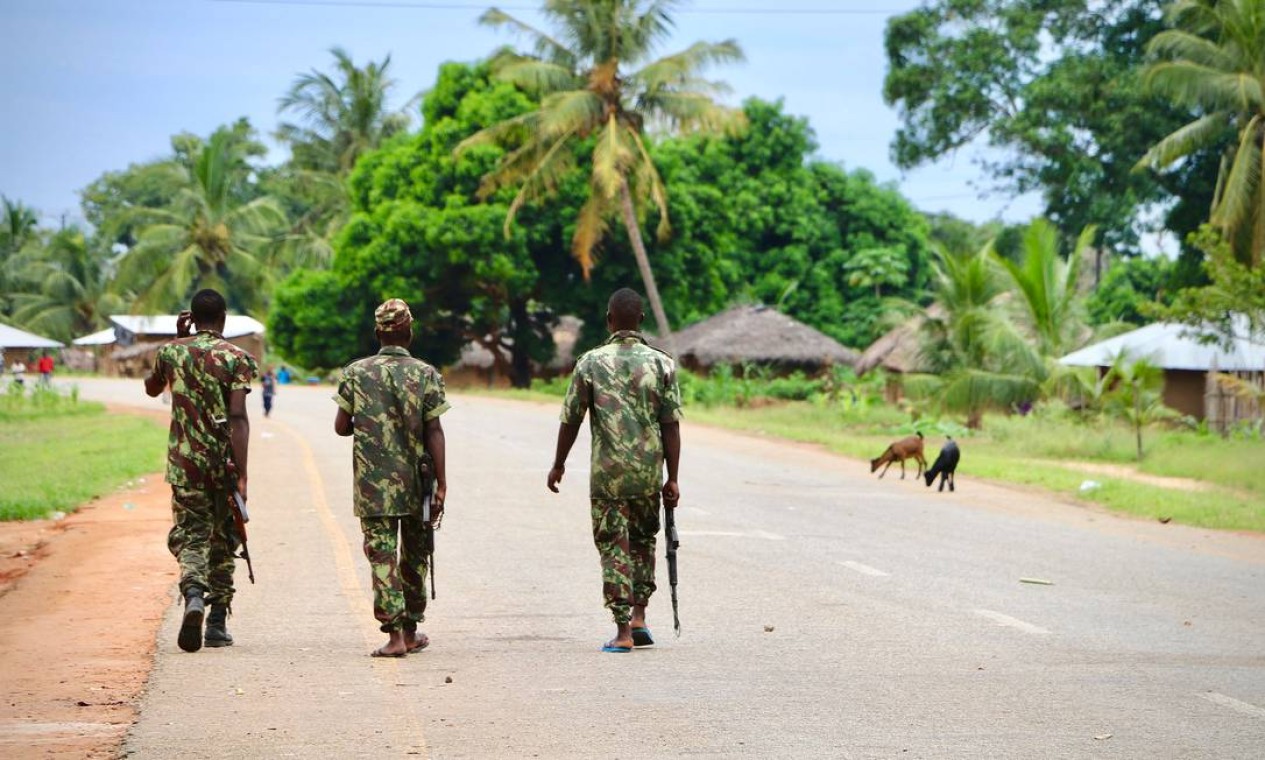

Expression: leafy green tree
xmin=272 ymin=62 xmax=564 ymax=379
xmin=115 ymin=125 xmax=288 ymax=314
xmin=640 ymin=99 xmax=932 ymax=349
xmin=846 ymin=246 xmax=911 ymax=299
xmin=1136 ymin=0 xmax=1265 ymax=266
xmin=1151 ymin=223 xmax=1265 ymax=342
xmin=6 ymin=227 xmax=126 ymax=342
xmin=461 ymin=0 xmax=745 ymax=341
xmin=884 ymin=0 xmax=1217 ymax=263
xmin=1087 ymin=254 xmax=1173 ymax=325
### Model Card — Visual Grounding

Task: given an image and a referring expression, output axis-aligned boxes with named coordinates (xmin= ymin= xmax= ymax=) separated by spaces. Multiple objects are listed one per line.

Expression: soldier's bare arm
xmin=143 ymin=354 xmax=166 ymax=397
xmin=661 ymin=421 xmax=681 ymax=507
xmin=548 ymin=422 xmax=581 ymax=493
xmin=334 ymin=408 xmax=353 ymax=436
xmin=228 ymin=388 xmax=250 ymax=502
xmin=424 ymin=416 xmax=447 ymax=509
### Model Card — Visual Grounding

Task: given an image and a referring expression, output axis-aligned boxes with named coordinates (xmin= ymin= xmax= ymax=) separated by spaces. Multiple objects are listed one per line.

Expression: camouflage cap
xmin=374 ymin=299 xmax=413 ymax=331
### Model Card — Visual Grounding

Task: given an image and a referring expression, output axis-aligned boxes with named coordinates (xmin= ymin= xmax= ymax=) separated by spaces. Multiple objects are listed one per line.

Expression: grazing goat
xmin=924 ymin=438 xmax=960 ymax=492
xmin=870 ymin=432 xmax=926 ymax=480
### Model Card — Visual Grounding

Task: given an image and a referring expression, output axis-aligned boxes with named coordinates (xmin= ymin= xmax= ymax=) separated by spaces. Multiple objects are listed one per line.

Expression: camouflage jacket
xmin=561 ymin=330 xmax=683 ymax=499
xmin=153 ymin=331 xmax=259 ymax=490
xmin=335 ymin=346 xmax=450 ymax=517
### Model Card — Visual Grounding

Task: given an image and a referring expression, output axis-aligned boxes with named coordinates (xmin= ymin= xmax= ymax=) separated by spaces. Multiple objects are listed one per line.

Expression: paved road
xmin=72 ymin=378 xmax=1265 ymax=759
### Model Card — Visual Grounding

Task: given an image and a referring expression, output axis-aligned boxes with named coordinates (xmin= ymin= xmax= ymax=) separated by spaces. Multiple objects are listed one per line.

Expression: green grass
xmin=685 ymin=402 xmax=1265 ymax=533
xmin=0 ymin=387 xmax=166 ymax=521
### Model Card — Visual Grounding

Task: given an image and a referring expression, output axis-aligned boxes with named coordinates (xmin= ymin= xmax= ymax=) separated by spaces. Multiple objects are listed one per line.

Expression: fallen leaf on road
xmin=1019 ymin=577 xmax=1053 ymax=585
xmin=763 ymin=625 xmax=775 ymax=633
xmin=1094 ymin=734 xmax=1113 ymax=741
xmin=1158 ymin=517 xmax=1172 ymax=524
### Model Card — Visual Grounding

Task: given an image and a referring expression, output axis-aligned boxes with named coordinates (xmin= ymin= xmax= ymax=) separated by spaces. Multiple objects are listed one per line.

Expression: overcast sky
xmin=0 ymin=0 xmax=1043 ymax=228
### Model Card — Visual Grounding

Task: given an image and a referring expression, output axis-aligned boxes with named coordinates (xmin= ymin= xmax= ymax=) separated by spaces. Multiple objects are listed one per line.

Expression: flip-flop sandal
xmin=408 ymin=635 xmax=430 ymax=653
xmin=631 ymin=627 xmax=654 ymax=647
xmin=370 ymin=646 xmax=408 ymax=658
xmin=601 ymin=640 xmax=632 ymax=653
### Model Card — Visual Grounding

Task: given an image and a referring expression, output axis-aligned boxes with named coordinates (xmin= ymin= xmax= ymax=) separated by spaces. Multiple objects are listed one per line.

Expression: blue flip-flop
xmin=601 ymin=641 xmax=632 ymax=653
xmin=631 ymin=627 xmax=654 ymax=647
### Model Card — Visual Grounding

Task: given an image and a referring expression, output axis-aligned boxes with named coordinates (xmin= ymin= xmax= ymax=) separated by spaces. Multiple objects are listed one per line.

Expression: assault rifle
xmin=665 ymin=503 xmax=681 ymax=637
xmin=214 ymin=413 xmax=254 ymax=584
xmin=225 ymin=459 xmax=255 ymax=584
xmin=418 ymin=460 xmax=438 ymax=600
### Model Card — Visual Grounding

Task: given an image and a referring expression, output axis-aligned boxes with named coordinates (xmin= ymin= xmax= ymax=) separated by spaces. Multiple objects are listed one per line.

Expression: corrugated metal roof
xmin=1059 ymin=320 xmax=1264 ymax=371
xmin=72 ymin=328 xmax=117 ymax=346
xmin=0 ymin=322 xmax=64 ymax=349
xmin=108 ymin=314 xmax=265 ymax=339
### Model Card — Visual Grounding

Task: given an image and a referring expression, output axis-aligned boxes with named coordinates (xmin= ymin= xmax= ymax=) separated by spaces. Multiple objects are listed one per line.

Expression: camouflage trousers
xmin=168 ymin=486 xmax=237 ymax=606
xmin=591 ymin=496 xmax=660 ymax=625
xmin=360 ymin=516 xmax=428 ymax=633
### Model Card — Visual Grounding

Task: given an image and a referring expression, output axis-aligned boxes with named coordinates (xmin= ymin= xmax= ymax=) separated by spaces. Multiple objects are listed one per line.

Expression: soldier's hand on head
xmin=662 ymin=480 xmax=680 ymax=509
xmin=176 ymin=310 xmax=194 ymax=338
xmin=547 ymin=465 xmax=565 ymax=493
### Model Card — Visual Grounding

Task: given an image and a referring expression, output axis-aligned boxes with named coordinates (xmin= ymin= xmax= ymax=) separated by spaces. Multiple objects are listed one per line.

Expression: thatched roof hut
xmin=855 ymin=304 xmax=943 ymax=376
xmin=671 ymin=305 xmax=858 ymax=373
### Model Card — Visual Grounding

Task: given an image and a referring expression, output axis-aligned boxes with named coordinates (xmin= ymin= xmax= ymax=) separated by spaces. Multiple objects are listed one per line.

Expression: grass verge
xmin=686 ymin=403 xmax=1265 ymax=533
xmin=0 ymin=389 xmax=166 ymax=521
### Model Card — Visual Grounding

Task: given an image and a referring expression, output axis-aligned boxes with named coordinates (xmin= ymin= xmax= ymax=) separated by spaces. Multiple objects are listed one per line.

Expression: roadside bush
xmin=0 ymin=383 xmax=96 ymax=422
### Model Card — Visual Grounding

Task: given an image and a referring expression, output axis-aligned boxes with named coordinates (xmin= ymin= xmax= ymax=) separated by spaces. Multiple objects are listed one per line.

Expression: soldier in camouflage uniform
xmin=143 ymin=289 xmax=258 ymax=653
xmin=335 ymin=298 xmax=449 ymax=658
xmin=548 ymin=288 xmax=682 ymax=653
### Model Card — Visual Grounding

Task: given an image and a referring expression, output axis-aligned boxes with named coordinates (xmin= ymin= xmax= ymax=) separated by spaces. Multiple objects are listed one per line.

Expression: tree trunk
xmin=618 ymin=180 xmax=673 ymax=352
xmin=508 ymin=299 xmax=533 ymax=390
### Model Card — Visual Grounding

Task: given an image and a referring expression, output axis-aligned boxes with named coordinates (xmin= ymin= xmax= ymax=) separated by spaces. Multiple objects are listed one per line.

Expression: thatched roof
xmin=855 ymin=304 xmax=943 ymax=376
xmin=671 ymin=305 xmax=858 ymax=370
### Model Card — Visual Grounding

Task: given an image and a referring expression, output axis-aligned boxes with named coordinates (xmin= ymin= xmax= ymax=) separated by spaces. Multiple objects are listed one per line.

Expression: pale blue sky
xmin=0 ymin=0 xmax=1041 ymax=228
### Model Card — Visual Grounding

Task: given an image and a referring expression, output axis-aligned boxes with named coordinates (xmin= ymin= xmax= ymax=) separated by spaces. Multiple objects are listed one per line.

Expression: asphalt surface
xmin=72 ymin=377 xmax=1265 ymax=759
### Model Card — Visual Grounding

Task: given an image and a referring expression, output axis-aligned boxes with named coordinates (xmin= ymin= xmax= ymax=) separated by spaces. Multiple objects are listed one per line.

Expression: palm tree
xmin=115 ymin=130 xmax=287 ymax=314
xmin=994 ymin=219 xmax=1094 ymax=358
xmin=1 ymin=197 xmax=42 ymax=316
xmin=7 ymin=227 xmax=126 ymax=343
xmin=912 ymin=244 xmax=1044 ymax=428
xmin=277 ymin=46 xmax=412 ymax=176
xmin=1136 ymin=0 xmax=1265 ymax=266
xmin=460 ymin=0 xmax=745 ymax=341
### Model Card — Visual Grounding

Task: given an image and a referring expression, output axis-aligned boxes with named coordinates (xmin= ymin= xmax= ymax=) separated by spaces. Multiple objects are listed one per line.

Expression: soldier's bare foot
xmin=602 ymin=622 xmax=634 ymax=651
xmin=371 ymin=630 xmax=408 ymax=657
xmin=406 ymin=630 xmax=429 ymax=652
xmin=630 ymin=604 xmax=647 ymax=630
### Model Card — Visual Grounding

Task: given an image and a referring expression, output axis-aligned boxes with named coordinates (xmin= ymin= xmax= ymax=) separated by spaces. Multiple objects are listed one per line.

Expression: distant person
xmin=261 ymin=370 xmax=276 ymax=417
xmin=37 ymin=353 xmax=54 ymax=386
xmin=548 ymin=288 xmax=682 ymax=653
xmin=11 ymin=360 xmax=26 ymax=388
xmin=335 ymin=299 xmax=449 ymax=657
xmin=143 ymin=289 xmax=258 ymax=653
xmin=276 ymin=366 xmax=291 ymax=384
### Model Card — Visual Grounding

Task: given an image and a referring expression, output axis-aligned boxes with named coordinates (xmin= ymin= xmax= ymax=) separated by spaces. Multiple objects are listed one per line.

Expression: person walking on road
xmin=334 ymin=298 xmax=449 ymax=658
xmin=261 ymin=369 xmax=276 ymax=417
xmin=548 ymin=288 xmax=682 ymax=653
xmin=143 ymin=289 xmax=258 ymax=653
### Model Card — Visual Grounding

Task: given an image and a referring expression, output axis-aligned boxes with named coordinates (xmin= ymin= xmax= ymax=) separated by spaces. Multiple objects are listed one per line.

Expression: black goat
xmin=923 ymin=438 xmax=960 ymax=492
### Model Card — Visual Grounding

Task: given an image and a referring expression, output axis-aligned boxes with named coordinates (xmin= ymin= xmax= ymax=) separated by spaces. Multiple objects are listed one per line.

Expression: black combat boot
xmin=178 ymin=588 xmax=205 ymax=653
xmin=204 ymin=604 xmax=233 ymax=648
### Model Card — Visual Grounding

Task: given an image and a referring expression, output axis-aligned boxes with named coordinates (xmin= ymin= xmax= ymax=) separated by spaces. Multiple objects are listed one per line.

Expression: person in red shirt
xmin=37 ymin=353 xmax=54 ymax=386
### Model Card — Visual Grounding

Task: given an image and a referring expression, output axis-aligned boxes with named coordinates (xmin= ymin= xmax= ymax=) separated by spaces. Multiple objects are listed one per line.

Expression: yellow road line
xmin=274 ymin=419 xmax=431 ymax=757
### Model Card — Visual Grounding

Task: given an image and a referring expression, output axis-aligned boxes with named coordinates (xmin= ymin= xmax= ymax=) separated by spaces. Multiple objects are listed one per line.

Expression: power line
xmin=210 ymin=0 xmax=909 ymax=15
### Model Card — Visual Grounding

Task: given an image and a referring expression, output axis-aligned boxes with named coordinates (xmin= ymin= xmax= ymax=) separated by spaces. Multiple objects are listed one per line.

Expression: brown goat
xmin=870 ymin=432 xmax=926 ymax=480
